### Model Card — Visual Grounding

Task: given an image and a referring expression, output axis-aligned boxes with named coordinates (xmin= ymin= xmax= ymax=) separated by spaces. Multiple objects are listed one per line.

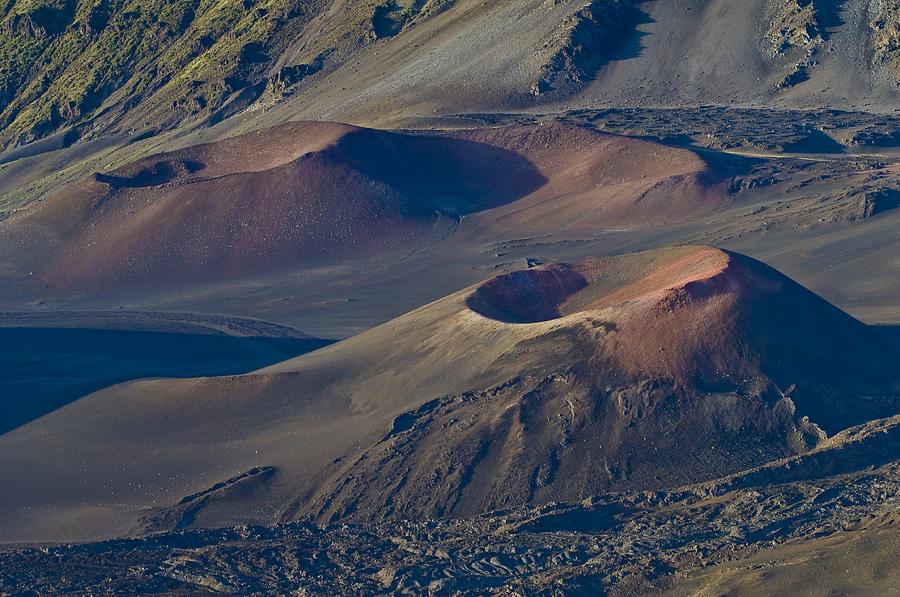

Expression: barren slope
xmin=253 ymin=0 xmax=900 ymax=131
xmin=1 ymin=246 xmax=897 ymax=543
xmin=5 ymin=0 xmax=900 ymax=150
xmin=661 ymin=512 xmax=900 ymax=597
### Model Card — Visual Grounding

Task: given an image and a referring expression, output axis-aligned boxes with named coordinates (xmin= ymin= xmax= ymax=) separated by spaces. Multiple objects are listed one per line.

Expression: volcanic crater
xmin=1 ymin=246 xmax=898 ymax=542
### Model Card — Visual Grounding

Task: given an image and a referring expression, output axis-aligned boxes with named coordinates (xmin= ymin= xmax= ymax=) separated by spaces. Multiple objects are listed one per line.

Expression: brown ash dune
xmin=0 ymin=122 xmax=726 ymax=296
xmin=0 ymin=121 xmax=545 ymax=288
xmin=0 ymin=246 xmax=897 ymax=543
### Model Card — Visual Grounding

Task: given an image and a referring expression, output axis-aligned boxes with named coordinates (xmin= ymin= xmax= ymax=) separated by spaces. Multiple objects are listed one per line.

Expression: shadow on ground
xmin=0 ymin=327 xmax=333 ymax=434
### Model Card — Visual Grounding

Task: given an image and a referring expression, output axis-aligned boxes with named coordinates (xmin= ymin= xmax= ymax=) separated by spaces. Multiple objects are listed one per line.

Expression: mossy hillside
xmin=0 ymin=0 xmax=323 ymax=148
xmin=871 ymin=0 xmax=900 ymax=83
xmin=0 ymin=0 xmax=467 ymax=150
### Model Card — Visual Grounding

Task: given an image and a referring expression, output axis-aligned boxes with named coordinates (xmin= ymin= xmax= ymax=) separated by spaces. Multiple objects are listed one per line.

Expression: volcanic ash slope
xmin=1 ymin=246 xmax=898 ymax=542
xmin=308 ymin=245 xmax=900 ymax=522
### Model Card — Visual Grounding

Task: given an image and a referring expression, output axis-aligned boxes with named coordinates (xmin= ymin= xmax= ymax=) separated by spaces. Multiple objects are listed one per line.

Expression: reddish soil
xmin=467 ymin=246 xmax=900 ymax=435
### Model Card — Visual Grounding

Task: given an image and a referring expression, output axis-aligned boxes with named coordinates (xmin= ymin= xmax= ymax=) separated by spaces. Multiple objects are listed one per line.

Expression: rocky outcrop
xmin=368 ymin=0 xmax=452 ymax=39
xmin=837 ymin=185 xmax=900 ymax=221
xmin=763 ymin=0 xmax=824 ymax=88
xmin=2 ymin=0 xmax=74 ymax=38
xmin=870 ymin=0 xmax=900 ymax=83
xmin=0 ymin=0 xmax=325 ymax=149
xmin=764 ymin=0 xmax=821 ymax=55
xmin=531 ymin=0 xmax=637 ymax=96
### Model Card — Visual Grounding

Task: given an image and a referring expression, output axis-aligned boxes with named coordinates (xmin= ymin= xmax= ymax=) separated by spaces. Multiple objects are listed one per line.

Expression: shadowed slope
xmin=0 ymin=247 xmax=897 ymax=543
xmin=0 ymin=325 xmax=331 ymax=434
xmin=453 ymin=124 xmax=728 ymax=234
